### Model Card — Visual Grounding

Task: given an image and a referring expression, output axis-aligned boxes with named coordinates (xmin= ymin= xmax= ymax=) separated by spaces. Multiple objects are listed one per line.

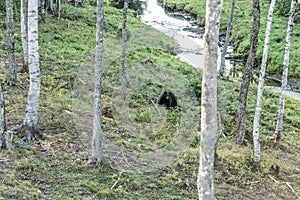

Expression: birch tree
xmin=252 ymin=0 xmax=276 ymax=170
xmin=121 ymin=0 xmax=128 ymax=100
xmin=24 ymin=0 xmax=41 ymax=140
xmin=197 ymin=0 xmax=222 ymax=199
xmin=0 ymin=83 xmax=13 ymax=150
xmin=88 ymin=0 xmax=104 ymax=165
xmin=0 ymin=83 xmax=7 ymax=149
xmin=236 ymin=0 xmax=260 ymax=144
xmin=6 ymin=0 xmax=17 ymax=84
xmin=56 ymin=0 xmax=60 ymax=18
xmin=219 ymin=0 xmax=235 ymax=77
xmin=47 ymin=0 xmax=53 ymax=14
xmin=41 ymin=0 xmax=45 ymax=22
xmin=271 ymin=0 xmax=298 ymax=141
xmin=21 ymin=0 xmax=28 ymax=71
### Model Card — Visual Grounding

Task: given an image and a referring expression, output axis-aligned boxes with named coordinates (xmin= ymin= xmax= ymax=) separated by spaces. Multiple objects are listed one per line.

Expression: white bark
xmin=89 ymin=0 xmax=104 ymax=164
xmin=0 ymin=83 xmax=7 ymax=149
xmin=219 ymin=0 xmax=235 ymax=77
xmin=25 ymin=0 xmax=41 ymax=140
xmin=0 ymin=83 xmax=12 ymax=150
xmin=252 ymin=0 xmax=276 ymax=168
xmin=6 ymin=0 xmax=17 ymax=84
xmin=253 ymin=0 xmax=276 ymax=166
xmin=197 ymin=0 xmax=222 ymax=199
xmin=21 ymin=0 xmax=29 ymax=70
xmin=274 ymin=0 xmax=297 ymax=140
xmin=121 ymin=0 xmax=128 ymax=100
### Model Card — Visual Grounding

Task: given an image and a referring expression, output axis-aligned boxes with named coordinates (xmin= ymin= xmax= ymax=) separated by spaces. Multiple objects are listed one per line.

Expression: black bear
xmin=158 ymin=91 xmax=177 ymax=109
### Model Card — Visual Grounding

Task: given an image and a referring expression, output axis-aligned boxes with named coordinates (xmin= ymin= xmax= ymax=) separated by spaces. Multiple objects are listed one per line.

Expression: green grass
xmin=159 ymin=0 xmax=300 ymax=79
xmin=0 ymin=2 xmax=300 ymax=200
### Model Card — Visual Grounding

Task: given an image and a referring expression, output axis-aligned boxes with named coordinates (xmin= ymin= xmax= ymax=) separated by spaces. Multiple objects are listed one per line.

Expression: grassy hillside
xmin=159 ymin=0 xmax=300 ymax=79
xmin=0 ymin=2 xmax=299 ymax=200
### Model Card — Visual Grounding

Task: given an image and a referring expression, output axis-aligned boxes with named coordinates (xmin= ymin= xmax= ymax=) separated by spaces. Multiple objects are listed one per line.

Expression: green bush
xmin=0 ymin=1 xmax=5 ymax=14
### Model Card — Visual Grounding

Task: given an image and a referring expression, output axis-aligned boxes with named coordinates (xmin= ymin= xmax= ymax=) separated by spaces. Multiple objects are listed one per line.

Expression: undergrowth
xmin=0 ymin=2 xmax=299 ymax=200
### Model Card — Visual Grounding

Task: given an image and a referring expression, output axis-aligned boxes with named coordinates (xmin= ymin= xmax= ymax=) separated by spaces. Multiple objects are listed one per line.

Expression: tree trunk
xmin=41 ymin=0 xmax=46 ymax=22
xmin=21 ymin=0 xmax=29 ymax=71
xmin=6 ymin=0 xmax=17 ymax=84
xmin=0 ymin=83 xmax=12 ymax=150
xmin=252 ymin=0 xmax=276 ymax=170
xmin=235 ymin=0 xmax=260 ymax=145
xmin=219 ymin=0 xmax=235 ymax=77
xmin=272 ymin=0 xmax=297 ymax=141
xmin=88 ymin=0 xmax=104 ymax=165
xmin=121 ymin=0 xmax=128 ymax=100
xmin=47 ymin=0 xmax=53 ymax=14
xmin=0 ymin=83 xmax=7 ymax=149
xmin=56 ymin=0 xmax=60 ymax=18
xmin=25 ymin=0 xmax=41 ymax=141
xmin=197 ymin=0 xmax=221 ymax=199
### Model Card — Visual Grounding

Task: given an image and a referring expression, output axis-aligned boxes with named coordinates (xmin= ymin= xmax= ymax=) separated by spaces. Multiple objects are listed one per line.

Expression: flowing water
xmin=140 ymin=0 xmax=300 ymax=100
xmin=140 ymin=0 xmax=233 ymax=74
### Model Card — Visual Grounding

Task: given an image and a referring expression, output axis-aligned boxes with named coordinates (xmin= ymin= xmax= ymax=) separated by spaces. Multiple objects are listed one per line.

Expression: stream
xmin=140 ymin=0 xmax=300 ymax=101
xmin=140 ymin=0 xmax=233 ymax=72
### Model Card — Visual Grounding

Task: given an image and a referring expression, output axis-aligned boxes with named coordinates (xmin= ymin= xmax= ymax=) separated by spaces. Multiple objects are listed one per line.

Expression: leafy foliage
xmin=108 ymin=0 xmax=145 ymax=15
xmin=161 ymin=0 xmax=300 ymax=79
xmin=275 ymin=0 xmax=300 ymax=22
xmin=0 ymin=1 xmax=5 ymax=13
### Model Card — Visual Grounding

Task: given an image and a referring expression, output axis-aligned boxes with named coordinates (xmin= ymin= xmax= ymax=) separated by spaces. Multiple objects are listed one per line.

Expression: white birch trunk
xmin=88 ymin=0 xmax=104 ymax=164
xmin=6 ymin=0 xmax=17 ymax=84
xmin=252 ymin=0 xmax=276 ymax=169
xmin=121 ymin=0 xmax=128 ymax=100
xmin=21 ymin=0 xmax=29 ymax=70
xmin=0 ymin=83 xmax=7 ymax=149
xmin=273 ymin=0 xmax=297 ymax=140
xmin=219 ymin=0 xmax=235 ymax=77
xmin=0 ymin=83 xmax=12 ymax=150
xmin=25 ymin=0 xmax=41 ymax=140
xmin=197 ymin=0 xmax=222 ymax=199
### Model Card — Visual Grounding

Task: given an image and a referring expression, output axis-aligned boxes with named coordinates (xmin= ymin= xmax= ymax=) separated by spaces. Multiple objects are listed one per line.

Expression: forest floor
xmin=0 ymin=3 xmax=300 ymax=200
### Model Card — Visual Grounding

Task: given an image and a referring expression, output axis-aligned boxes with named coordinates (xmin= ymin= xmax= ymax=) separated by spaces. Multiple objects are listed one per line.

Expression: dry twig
xmin=268 ymin=175 xmax=278 ymax=183
xmin=151 ymin=99 xmax=161 ymax=116
xmin=245 ymin=180 xmax=260 ymax=185
xmin=110 ymin=172 xmax=123 ymax=190
xmin=286 ymin=182 xmax=300 ymax=199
